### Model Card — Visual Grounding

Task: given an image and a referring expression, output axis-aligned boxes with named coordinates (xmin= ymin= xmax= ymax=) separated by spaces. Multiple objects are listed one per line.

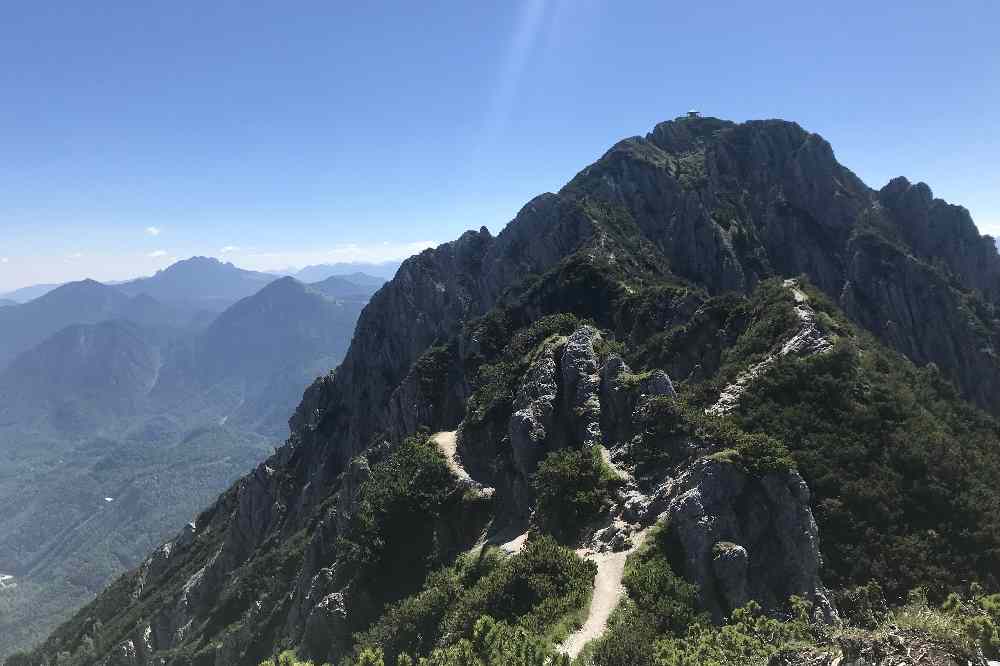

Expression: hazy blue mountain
xmin=329 ymin=271 xmax=387 ymax=288
xmin=117 ymin=256 xmax=278 ymax=305
xmin=0 ymin=299 xmax=16 ymax=307
xmin=157 ymin=276 xmax=376 ymax=435
xmin=0 ymin=272 xmax=379 ymax=654
xmin=0 ymin=280 xmax=133 ymax=368
xmin=0 ymin=282 xmax=62 ymax=303
xmin=294 ymin=260 xmax=400 ymax=282
xmin=0 ymin=280 xmax=194 ymax=369
xmin=0 ymin=320 xmax=161 ymax=432
xmin=307 ymin=273 xmax=384 ymax=299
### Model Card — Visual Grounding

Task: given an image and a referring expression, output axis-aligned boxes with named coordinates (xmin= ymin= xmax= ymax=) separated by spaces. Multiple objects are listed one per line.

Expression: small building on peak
xmin=687 ymin=109 xmax=700 ymax=118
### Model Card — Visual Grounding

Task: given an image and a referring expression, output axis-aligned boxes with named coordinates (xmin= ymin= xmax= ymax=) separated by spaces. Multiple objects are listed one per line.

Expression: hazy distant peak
xmin=118 ymin=256 xmax=279 ymax=304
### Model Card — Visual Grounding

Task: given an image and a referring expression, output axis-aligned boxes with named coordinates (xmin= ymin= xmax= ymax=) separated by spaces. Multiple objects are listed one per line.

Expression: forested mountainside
xmin=16 ymin=116 xmax=1000 ymax=666
xmin=0 ymin=275 xmax=381 ymax=658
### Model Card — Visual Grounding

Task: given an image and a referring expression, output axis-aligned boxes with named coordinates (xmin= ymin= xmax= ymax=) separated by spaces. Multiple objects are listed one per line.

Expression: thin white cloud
xmin=220 ymin=245 xmax=240 ymax=254
xmin=145 ymin=226 xmax=161 ymax=237
xmin=0 ymin=257 xmax=8 ymax=264
xmin=148 ymin=250 xmax=168 ymax=258
xmin=68 ymin=252 xmax=83 ymax=259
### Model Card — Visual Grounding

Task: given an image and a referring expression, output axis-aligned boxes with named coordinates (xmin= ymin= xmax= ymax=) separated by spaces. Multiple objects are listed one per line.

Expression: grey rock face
xmin=654 ymin=458 xmax=835 ymax=622
xmin=711 ymin=542 xmax=749 ymax=611
xmin=287 ymin=456 xmax=370 ymax=643
xmin=509 ymin=341 xmax=561 ymax=480
xmin=641 ymin=369 xmax=676 ymax=398
xmin=842 ymin=230 xmax=1000 ymax=414
xmin=571 ymin=116 xmax=1000 ymax=416
xmin=559 ymin=326 xmax=604 ymax=448
xmin=879 ymin=176 xmax=1000 ymax=302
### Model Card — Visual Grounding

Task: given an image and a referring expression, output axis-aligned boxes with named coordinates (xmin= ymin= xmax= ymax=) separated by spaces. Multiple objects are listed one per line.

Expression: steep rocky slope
xmin=19 ymin=116 xmax=1000 ymax=666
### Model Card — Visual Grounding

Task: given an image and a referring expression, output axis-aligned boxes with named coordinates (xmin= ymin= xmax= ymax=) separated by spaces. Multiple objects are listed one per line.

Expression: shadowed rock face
xmin=29 ymin=116 xmax=1000 ymax=666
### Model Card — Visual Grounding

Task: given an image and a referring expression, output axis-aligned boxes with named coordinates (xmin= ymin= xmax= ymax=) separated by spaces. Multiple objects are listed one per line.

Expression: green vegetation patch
xmin=443 ymin=536 xmax=596 ymax=640
xmin=464 ymin=314 xmax=582 ymax=432
xmin=348 ymin=537 xmax=594 ymax=665
xmin=531 ymin=447 xmax=621 ymax=542
xmin=735 ymin=338 xmax=1000 ymax=598
xmin=629 ymin=396 xmax=796 ymax=477
xmin=337 ymin=436 xmax=463 ymax=624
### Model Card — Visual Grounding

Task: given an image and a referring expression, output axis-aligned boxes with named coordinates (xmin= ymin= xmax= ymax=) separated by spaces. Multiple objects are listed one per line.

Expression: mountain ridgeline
xmin=18 ymin=117 xmax=1000 ymax=666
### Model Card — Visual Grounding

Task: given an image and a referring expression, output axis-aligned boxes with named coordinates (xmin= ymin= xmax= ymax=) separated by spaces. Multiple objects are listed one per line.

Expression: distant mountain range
xmin=0 ymin=257 xmax=401 ymax=304
xmin=0 ymin=280 xmax=159 ymax=368
xmin=0 ymin=257 xmax=386 ymax=656
xmin=289 ymin=261 xmax=400 ymax=282
xmin=116 ymin=256 xmax=277 ymax=304
xmin=0 ymin=282 xmax=63 ymax=303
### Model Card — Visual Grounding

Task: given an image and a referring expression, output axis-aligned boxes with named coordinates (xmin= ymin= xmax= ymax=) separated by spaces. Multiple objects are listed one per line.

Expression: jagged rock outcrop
xmin=559 ymin=327 xmax=604 ymax=448
xmin=568 ymin=117 xmax=1000 ymax=415
xmin=508 ymin=341 xmax=560 ymax=483
xmin=647 ymin=459 xmax=835 ymax=621
xmin=878 ymin=176 xmax=1000 ymax=302
xmin=461 ymin=324 xmax=835 ymax=624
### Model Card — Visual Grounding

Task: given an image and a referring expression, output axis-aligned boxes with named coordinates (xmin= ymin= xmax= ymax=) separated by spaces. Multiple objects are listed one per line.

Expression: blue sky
xmin=1 ymin=1 xmax=998 ymax=291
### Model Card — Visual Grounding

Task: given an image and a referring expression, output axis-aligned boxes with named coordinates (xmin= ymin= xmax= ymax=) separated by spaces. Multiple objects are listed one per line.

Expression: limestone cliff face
xmin=28 ymin=115 xmax=1000 ymax=666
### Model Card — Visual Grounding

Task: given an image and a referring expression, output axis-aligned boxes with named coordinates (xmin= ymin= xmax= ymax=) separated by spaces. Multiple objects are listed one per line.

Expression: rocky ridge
xmin=22 ymin=115 xmax=1000 ymax=666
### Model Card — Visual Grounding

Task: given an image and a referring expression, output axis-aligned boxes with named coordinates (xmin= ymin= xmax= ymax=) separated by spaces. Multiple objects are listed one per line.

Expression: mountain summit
xmin=23 ymin=116 xmax=1000 ymax=666
xmin=117 ymin=257 xmax=279 ymax=304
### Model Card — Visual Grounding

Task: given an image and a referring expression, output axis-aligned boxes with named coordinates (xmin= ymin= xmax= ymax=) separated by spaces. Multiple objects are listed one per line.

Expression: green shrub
xmin=355 ymin=550 xmax=505 ymax=664
xmin=338 ymin=436 xmax=461 ymax=621
xmin=652 ymin=599 xmax=813 ymax=666
xmin=464 ymin=314 xmax=582 ymax=431
xmin=390 ymin=616 xmax=570 ymax=666
xmin=629 ymin=396 xmax=795 ymax=476
xmin=940 ymin=586 xmax=1000 ymax=658
xmin=352 ymin=535 xmax=592 ymax=662
xmin=259 ymin=650 xmax=330 ymax=666
xmin=531 ymin=448 xmax=618 ymax=540
xmin=443 ymin=536 xmax=596 ymax=639
xmin=621 ymin=530 xmax=702 ymax=636
xmin=735 ymin=339 xmax=1000 ymax=597
xmin=834 ymin=581 xmax=889 ymax=630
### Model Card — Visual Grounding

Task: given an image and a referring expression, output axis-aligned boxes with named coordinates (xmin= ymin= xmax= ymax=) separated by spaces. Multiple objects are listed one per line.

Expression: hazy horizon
xmin=0 ymin=253 xmax=409 ymax=296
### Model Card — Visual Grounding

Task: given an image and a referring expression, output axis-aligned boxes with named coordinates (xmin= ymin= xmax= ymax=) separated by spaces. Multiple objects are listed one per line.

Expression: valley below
xmin=0 ymin=261 xmax=385 ymax=658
